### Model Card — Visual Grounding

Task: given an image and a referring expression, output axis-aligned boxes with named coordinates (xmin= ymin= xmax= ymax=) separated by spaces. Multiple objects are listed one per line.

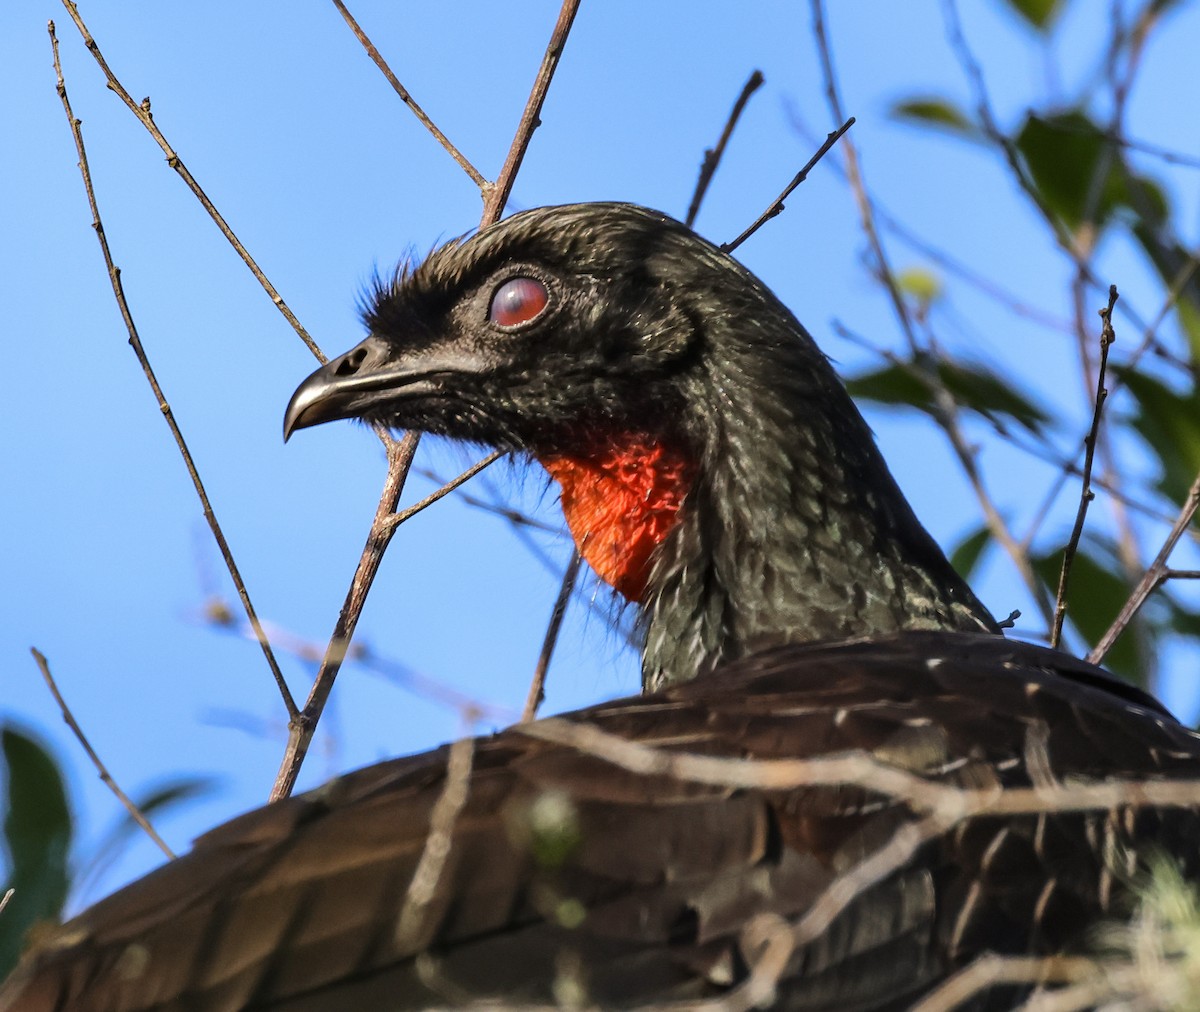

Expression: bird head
xmin=285 ymin=203 xmax=708 ymax=458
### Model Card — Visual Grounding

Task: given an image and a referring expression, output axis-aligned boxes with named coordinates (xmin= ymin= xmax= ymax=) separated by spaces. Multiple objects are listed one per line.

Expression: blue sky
xmin=4 ymin=2 xmax=1198 ymax=907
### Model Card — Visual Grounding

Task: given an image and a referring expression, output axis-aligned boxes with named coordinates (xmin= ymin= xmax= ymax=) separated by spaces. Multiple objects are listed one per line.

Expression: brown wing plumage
xmin=5 ymin=632 xmax=1200 ymax=1011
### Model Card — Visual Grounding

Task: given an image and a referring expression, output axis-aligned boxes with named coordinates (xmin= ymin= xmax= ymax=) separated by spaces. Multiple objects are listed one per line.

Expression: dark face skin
xmin=285 ymin=204 xmax=704 ymax=457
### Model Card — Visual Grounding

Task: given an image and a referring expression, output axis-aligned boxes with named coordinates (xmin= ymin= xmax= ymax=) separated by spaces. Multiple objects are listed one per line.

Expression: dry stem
xmin=31 ymin=647 xmax=174 ymax=859
xmin=1051 ymin=286 xmax=1118 ymax=648
xmin=686 ymin=70 xmax=764 ymax=229
xmin=49 ymin=17 xmax=296 ymax=720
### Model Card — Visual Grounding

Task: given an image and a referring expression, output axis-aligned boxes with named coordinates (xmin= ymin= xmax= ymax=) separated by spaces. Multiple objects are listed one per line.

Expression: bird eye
xmin=489 ymin=277 xmax=549 ymax=328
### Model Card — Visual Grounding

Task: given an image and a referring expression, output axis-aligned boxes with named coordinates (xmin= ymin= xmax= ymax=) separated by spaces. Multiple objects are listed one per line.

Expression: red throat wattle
xmin=539 ymin=438 xmax=696 ymax=603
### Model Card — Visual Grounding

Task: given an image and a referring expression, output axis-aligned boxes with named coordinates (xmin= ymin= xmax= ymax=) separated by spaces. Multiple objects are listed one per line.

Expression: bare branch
xmin=208 ymin=612 xmax=517 ymax=726
xmin=395 ymin=738 xmax=475 ymax=950
xmin=482 ymin=0 xmax=582 ymax=225
xmin=522 ymin=548 xmax=584 ymax=722
xmin=721 ymin=116 xmax=853 ymax=254
xmin=785 ymin=100 xmax=1074 ymax=336
xmin=1051 ymin=286 xmax=1118 ymax=648
xmin=910 ymin=955 xmax=1106 ymax=1012
xmin=330 ymin=0 xmax=488 ymax=188
xmin=810 ymin=2 xmax=1055 ymax=628
xmin=60 ymin=1 xmax=323 ymax=361
xmin=940 ymin=0 xmax=1080 ymax=264
xmin=31 ymin=647 xmax=175 ymax=860
xmin=49 ymin=19 xmax=296 ymax=720
xmin=1089 ymin=469 xmax=1200 ymax=665
xmin=271 ymin=432 xmax=419 ymax=800
xmin=384 ymin=451 xmax=504 ymax=532
xmin=685 ymin=70 xmax=764 ymax=228
xmin=274 ymin=0 xmax=585 ymax=793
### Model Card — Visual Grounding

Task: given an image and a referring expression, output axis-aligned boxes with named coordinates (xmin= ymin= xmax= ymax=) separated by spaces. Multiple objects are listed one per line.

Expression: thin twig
xmin=1089 ymin=469 xmax=1200 ymax=665
xmin=271 ymin=433 xmax=418 ymax=800
xmin=810 ymin=2 xmax=1055 ymax=627
xmin=395 ymin=738 xmax=475 ymax=950
xmin=941 ymin=0 xmax=1080 ymax=264
xmin=523 ymin=714 xmax=1200 ymax=829
xmin=522 ymin=549 xmax=583 ymax=722
xmin=833 ymin=322 xmax=1057 ymax=626
xmin=59 ymin=1 xmax=444 ymax=774
xmin=209 ymin=613 xmax=516 ymax=726
xmin=785 ymin=101 xmax=1073 ymax=335
xmin=481 ymin=0 xmax=582 ymax=224
xmin=385 ymin=451 xmax=504 ymax=531
xmin=1051 ymin=286 xmax=1118 ymax=648
xmin=1111 ymin=251 xmax=1200 ymax=400
xmin=31 ymin=647 xmax=175 ymax=860
xmin=272 ymin=1 xmax=585 ymax=797
xmin=414 ymin=472 xmax=561 ymax=535
xmin=0 ymin=889 xmax=12 ymax=918
xmin=50 ymin=20 xmax=297 ymax=720
xmin=685 ymin=70 xmax=764 ymax=228
xmin=721 ymin=116 xmax=853 ymax=254
xmin=810 ymin=1 xmax=920 ymax=354
xmin=910 ymin=955 xmax=1105 ymax=1012
xmin=60 ymin=1 xmax=323 ymax=361
xmin=330 ymin=0 xmax=487 ymax=188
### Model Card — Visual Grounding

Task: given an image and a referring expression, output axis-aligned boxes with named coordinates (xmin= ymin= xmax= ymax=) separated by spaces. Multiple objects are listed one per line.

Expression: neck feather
xmin=638 ymin=308 xmax=999 ymax=690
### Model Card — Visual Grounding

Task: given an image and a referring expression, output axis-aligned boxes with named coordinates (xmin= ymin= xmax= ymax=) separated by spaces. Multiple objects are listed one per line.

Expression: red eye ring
xmin=489 ymin=276 xmax=549 ymax=328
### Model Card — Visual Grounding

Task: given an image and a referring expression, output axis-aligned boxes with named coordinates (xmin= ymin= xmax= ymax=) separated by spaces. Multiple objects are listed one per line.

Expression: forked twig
xmin=516 ymin=711 xmax=1200 ymax=1011
xmin=722 ymin=116 xmax=854 ymax=254
xmin=271 ymin=432 xmax=419 ymax=800
xmin=482 ymin=0 xmax=582 ymax=224
xmin=49 ymin=19 xmax=297 ymax=720
xmin=384 ymin=451 xmax=504 ymax=532
xmin=1051 ymin=286 xmax=1118 ymax=648
xmin=1089 ymin=469 xmax=1200 ymax=665
xmin=274 ymin=0 xmax=585 ymax=798
xmin=31 ymin=648 xmax=174 ymax=859
xmin=686 ymin=70 xmax=764 ymax=228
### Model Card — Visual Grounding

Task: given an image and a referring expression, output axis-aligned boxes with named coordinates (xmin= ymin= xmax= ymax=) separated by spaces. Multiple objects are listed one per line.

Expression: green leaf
xmin=1129 ymin=220 xmax=1200 ymax=366
xmin=1015 ymin=110 xmax=1178 ymax=243
xmin=1002 ymin=0 xmax=1065 ymax=29
xmin=1165 ymin=595 xmax=1200 ymax=641
xmin=1015 ymin=111 xmax=1126 ymax=230
xmin=1111 ymin=367 xmax=1200 ymax=506
xmin=0 ymin=725 xmax=73 ymax=978
xmin=890 ymin=98 xmax=980 ymax=139
xmin=950 ymin=525 xmax=992 ymax=580
xmin=1032 ymin=542 xmax=1148 ymax=684
xmin=846 ymin=356 xmax=1052 ymax=436
xmin=1177 ymin=298 xmax=1200 ymax=365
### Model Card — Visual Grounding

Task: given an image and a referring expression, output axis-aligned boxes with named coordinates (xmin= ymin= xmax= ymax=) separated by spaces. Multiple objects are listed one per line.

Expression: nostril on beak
xmin=335 ymin=347 xmax=369 ymax=377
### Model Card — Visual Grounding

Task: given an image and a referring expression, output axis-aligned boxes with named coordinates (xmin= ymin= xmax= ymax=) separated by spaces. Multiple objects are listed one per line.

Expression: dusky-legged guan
xmin=5 ymin=203 xmax=1199 ymax=1011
